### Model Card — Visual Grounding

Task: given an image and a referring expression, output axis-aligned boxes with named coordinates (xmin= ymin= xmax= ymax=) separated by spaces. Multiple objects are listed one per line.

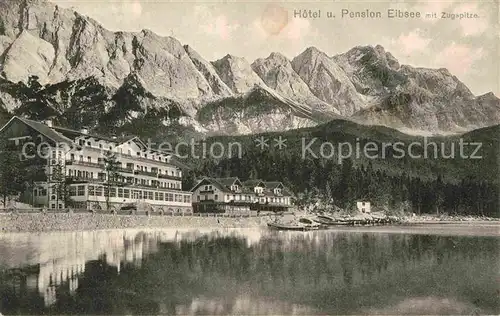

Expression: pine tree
xmin=104 ymin=152 xmax=120 ymax=210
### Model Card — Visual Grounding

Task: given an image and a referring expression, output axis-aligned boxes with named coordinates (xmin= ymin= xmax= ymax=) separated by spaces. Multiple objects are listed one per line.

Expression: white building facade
xmin=191 ymin=177 xmax=293 ymax=214
xmin=0 ymin=117 xmax=192 ymax=214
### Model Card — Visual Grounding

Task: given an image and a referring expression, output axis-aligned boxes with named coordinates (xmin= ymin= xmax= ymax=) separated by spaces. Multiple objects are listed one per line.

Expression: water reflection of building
xmin=0 ymin=228 xmax=267 ymax=311
xmin=0 ymin=229 xmax=172 ymax=308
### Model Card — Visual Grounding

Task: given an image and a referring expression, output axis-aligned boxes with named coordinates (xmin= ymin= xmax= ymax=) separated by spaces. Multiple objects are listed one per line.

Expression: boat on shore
xmin=314 ymin=215 xmax=351 ymax=226
xmin=267 ymin=217 xmax=321 ymax=231
xmin=313 ymin=214 xmax=402 ymax=226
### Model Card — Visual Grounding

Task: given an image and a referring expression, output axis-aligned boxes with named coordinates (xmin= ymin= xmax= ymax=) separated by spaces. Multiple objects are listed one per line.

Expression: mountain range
xmin=0 ymin=0 xmax=499 ymax=138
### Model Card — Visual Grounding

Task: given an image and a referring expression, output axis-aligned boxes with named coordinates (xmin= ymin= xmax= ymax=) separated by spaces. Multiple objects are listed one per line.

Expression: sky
xmin=51 ymin=0 xmax=499 ymax=96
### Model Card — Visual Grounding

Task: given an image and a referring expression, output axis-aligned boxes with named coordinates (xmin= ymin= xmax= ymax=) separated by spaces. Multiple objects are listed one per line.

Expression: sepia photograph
xmin=0 ymin=0 xmax=498 ymax=315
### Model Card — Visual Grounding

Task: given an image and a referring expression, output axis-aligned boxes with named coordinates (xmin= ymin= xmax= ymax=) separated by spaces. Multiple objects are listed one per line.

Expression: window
xmin=154 ymin=192 xmax=159 ymax=200
xmin=110 ymin=187 xmax=116 ymax=197
xmin=40 ymin=189 xmax=47 ymax=196
xmin=88 ymin=186 xmax=95 ymax=196
xmin=159 ymin=193 xmax=164 ymax=200
xmin=96 ymin=186 xmax=103 ymax=196
xmin=167 ymin=193 xmax=173 ymax=201
xmin=87 ymin=156 xmax=91 ymax=163
xmin=51 ymin=195 xmax=56 ymax=200
xmin=77 ymin=185 xmax=85 ymax=196
xmin=69 ymin=169 xmax=73 ymax=176
xmin=118 ymin=188 xmax=123 ymax=198
xmin=124 ymin=189 xmax=130 ymax=198
xmin=99 ymin=144 xmax=103 ymax=148
xmin=197 ymin=196 xmax=200 ymax=201
xmin=69 ymin=186 xmax=77 ymax=196
xmin=52 ymin=151 xmax=56 ymax=159
xmin=87 ymin=141 xmax=91 ymax=146
xmin=70 ymin=153 xmax=75 ymax=161
xmin=214 ymin=194 xmax=218 ymax=201
xmin=103 ymin=187 xmax=109 ymax=197
xmin=148 ymin=191 xmax=153 ymax=200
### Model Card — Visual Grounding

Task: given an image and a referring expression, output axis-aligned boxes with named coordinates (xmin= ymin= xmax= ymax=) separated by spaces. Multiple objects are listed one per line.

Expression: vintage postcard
xmin=0 ymin=0 xmax=498 ymax=315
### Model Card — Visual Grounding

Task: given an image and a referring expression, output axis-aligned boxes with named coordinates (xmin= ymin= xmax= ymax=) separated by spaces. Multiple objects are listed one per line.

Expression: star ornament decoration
xmin=255 ymin=136 xmax=269 ymax=150
xmin=273 ymin=136 xmax=287 ymax=150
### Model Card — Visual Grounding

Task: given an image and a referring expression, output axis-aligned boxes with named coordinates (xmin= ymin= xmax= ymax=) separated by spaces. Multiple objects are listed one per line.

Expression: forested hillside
xmin=181 ymin=121 xmax=499 ymax=216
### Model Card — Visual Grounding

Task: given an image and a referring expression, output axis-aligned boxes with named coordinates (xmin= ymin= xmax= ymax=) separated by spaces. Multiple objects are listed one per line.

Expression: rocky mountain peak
xmin=211 ymin=54 xmax=264 ymax=94
xmin=0 ymin=0 xmax=498 ymax=135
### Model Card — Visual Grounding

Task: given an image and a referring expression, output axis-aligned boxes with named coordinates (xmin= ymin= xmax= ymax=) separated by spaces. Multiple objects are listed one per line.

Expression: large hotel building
xmin=0 ymin=116 xmax=193 ymax=213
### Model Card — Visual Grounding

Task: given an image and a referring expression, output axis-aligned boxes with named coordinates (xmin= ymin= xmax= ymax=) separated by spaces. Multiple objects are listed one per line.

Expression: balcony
xmin=117 ymin=167 xmax=134 ymax=174
xmin=199 ymin=190 xmax=214 ymax=194
xmin=158 ymin=173 xmax=182 ymax=180
xmin=66 ymin=160 xmax=104 ymax=168
xmin=129 ymin=183 xmax=183 ymax=192
xmin=133 ymin=170 xmax=159 ymax=177
xmin=66 ymin=176 xmax=101 ymax=184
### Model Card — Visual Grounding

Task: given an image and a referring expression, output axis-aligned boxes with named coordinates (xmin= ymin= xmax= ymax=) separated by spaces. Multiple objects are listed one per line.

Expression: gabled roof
xmin=190 ymin=177 xmax=232 ymax=193
xmin=216 ymin=177 xmax=241 ymax=187
xmin=52 ymin=125 xmax=121 ymax=143
xmin=1 ymin=116 xmax=74 ymax=145
xmin=264 ymin=181 xmax=283 ymax=189
xmin=243 ymin=179 xmax=266 ymax=188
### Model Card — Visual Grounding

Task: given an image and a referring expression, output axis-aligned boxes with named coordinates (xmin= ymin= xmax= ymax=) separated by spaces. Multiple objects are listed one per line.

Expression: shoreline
xmin=0 ymin=213 xmax=268 ymax=233
xmin=0 ymin=212 xmax=498 ymax=234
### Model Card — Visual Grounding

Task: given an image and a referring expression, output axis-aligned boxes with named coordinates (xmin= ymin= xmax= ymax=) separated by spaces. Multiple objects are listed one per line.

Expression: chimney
xmin=80 ymin=127 xmax=88 ymax=134
xmin=45 ymin=120 xmax=53 ymax=127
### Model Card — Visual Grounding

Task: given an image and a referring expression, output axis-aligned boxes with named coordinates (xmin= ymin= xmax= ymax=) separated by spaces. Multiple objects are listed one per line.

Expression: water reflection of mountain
xmin=0 ymin=229 xmax=498 ymax=315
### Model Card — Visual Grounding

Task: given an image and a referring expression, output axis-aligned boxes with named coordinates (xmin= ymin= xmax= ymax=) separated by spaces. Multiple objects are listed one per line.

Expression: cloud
xmin=111 ymin=0 xmax=142 ymax=19
xmin=453 ymin=3 xmax=489 ymax=36
xmin=282 ymin=18 xmax=312 ymax=40
xmin=415 ymin=0 xmax=455 ymax=23
xmin=435 ymin=42 xmax=484 ymax=76
xmin=194 ymin=6 xmax=240 ymax=40
xmin=416 ymin=0 xmax=455 ymax=14
xmin=250 ymin=14 xmax=314 ymax=41
xmin=202 ymin=15 xmax=240 ymax=40
xmin=394 ymin=29 xmax=431 ymax=55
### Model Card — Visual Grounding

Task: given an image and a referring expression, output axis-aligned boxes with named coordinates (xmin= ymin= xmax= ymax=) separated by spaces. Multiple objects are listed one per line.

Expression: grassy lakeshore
xmin=0 ymin=213 xmax=269 ymax=233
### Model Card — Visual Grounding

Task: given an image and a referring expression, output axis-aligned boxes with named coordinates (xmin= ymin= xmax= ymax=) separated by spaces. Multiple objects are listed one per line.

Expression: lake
xmin=0 ymin=224 xmax=498 ymax=315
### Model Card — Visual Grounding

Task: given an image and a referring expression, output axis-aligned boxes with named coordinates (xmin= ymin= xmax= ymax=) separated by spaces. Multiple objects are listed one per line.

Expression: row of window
xmin=65 ymin=154 xmax=180 ymax=176
xmin=197 ymin=194 xmax=290 ymax=204
xmin=67 ymin=169 xmax=182 ymax=189
xmin=69 ymin=141 xmax=171 ymax=162
xmin=83 ymin=185 xmax=191 ymax=203
xmin=201 ymin=185 xmax=280 ymax=195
